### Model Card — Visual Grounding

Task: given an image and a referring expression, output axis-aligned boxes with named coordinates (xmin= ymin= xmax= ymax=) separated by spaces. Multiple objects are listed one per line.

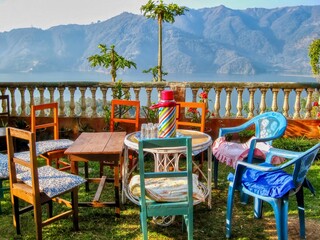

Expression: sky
xmin=0 ymin=0 xmax=319 ymax=32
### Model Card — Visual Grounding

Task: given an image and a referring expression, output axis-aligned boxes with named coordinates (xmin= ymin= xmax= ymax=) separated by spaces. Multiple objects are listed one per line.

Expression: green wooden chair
xmin=138 ymin=137 xmax=194 ymax=239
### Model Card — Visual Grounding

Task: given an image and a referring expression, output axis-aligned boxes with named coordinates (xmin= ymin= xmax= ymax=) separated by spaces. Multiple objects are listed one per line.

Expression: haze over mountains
xmin=0 ymin=5 xmax=319 ymax=75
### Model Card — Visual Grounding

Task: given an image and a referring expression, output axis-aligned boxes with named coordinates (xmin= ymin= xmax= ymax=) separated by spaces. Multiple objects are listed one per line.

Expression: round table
xmin=122 ymin=129 xmax=212 ymax=209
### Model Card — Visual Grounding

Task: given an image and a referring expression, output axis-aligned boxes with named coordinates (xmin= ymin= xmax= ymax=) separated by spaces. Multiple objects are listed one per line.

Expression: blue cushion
xmin=242 ymin=162 xmax=295 ymax=198
xmin=17 ymin=165 xmax=86 ymax=198
xmin=35 ymin=139 xmax=73 ymax=155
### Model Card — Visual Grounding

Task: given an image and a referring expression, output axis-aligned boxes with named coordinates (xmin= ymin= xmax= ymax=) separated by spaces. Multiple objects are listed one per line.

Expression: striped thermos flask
xmin=150 ymin=90 xmax=177 ymax=138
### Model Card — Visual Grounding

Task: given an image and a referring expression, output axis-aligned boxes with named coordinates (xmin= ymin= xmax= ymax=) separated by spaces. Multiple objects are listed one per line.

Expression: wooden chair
xmin=176 ymin=101 xmax=206 ymax=132
xmin=31 ymin=102 xmax=73 ymax=171
xmin=226 ymin=143 xmax=320 ymax=239
xmin=0 ymin=95 xmax=10 ymax=212
xmin=176 ymin=101 xmax=207 ymax=176
xmin=99 ymin=99 xmax=140 ymax=177
xmin=137 ymin=137 xmax=194 ymax=239
xmin=6 ymin=127 xmax=85 ymax=239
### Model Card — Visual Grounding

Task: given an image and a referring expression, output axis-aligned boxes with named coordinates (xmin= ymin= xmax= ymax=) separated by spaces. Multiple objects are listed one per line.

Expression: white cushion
xmin=17 ymin=165 xmax=86 ymax=198
xmin=35 ymin=139 xmax=73 ymax=155
xmin=129 ymin=173 xmax=205 ymax=202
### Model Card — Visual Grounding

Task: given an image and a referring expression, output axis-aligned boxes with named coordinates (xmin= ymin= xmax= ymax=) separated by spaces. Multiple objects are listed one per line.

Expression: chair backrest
xmin=176 ymin=101 xmax=206 ymax=132
xmin=292 ymin=143 xmax=320 ymax=191
xmin=0 ymin=95 xmax=10 ymax=125
xmin=6 ymin=127 xmax=40 ymax=196
xmin=31 ymin=102 xmax=59 ymax=140
xmin=138 ymin=137 xmax=193 ymax=207
xmin=110 ymin=99 xmax=140 ymax=132
xmin=245 ymin=112 xmax=287 ymax=145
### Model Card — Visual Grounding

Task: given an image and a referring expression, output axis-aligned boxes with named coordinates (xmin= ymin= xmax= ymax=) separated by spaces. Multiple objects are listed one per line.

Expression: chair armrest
xmin=264 ymin=148 xmax=302 ymax=163
xmin=219 ymin=121 xmax=254 ymax=137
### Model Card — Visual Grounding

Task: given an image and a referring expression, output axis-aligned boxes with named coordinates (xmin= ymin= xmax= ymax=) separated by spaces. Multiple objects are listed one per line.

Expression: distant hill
xmin=0 ymin=5 xmax=319 ymax=75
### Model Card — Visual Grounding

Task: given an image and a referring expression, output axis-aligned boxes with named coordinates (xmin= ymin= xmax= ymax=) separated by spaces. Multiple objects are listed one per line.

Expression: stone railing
xmin=1 ymin=81 xmax=319 ymax=120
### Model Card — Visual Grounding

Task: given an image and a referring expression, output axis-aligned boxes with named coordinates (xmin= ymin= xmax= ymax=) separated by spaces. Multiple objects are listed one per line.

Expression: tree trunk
xmin=111 ymin=49 xmax=116 ymax=82
xmin=158 ymin=16 xmax=163 ymax=82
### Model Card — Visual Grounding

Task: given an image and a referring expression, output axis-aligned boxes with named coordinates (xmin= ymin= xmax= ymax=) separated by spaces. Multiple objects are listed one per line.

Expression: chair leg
xmin=140 ymin=211 xmax=148 ymax=240
xmin=226 ymin=184 xmax=235 ymax=238
xmin=71 ymin=188 xmax=79 ymax=231
xmin=12 ymin=196 xmax=21 ymax=235
xmin=271 ymin=198 xmax=289 ymax=240
xmin=296 ymin=188 xmax=306 ymax=239
xmin=254 ymin=197 xmax=263 ymax=219
xmin=47 ymin=200 xmax=53 ymax=218
xmin=213 ymin=156 xmax=219 ymax=188
xmin=33 ymin=199 xmax=43 ymax=240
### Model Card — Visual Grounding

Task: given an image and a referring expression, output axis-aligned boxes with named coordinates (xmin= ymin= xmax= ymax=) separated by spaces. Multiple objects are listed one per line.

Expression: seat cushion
xmin=241 ymin=162 xmax=295 ymax=198
xmin=35 ymin=139 xmax=74 ymax=155
xmin=129 ymin=173 xmax=205 ymax=202
xmin=17 ymin=165 xmax=86 ymax=198
xmin=0 ymin=152 xmax=31 ymax=179
xmin=0 ymin=154 xmax=8 ymax=179
xmin=212 ymin=136 xmax=284 ymax=168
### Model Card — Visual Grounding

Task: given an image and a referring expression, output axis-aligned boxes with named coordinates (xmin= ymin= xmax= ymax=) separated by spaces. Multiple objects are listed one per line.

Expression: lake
xmin=0 ymin=71 xmax=318 ymax=117
xmin=0 ymin=71 xmax=317 ymax=83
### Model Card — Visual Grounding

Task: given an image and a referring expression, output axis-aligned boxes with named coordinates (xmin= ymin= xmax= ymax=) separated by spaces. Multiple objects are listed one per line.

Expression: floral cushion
xmin=17 ymin=165 xmax=86 ymax=198
xmin=129 ymin=173 xmax=205 ymax=202
xmin=35 ymin=139 xmax=74 ymax=155
xmin=0 ymin=152 xmax=31 ymax=179
xmin=0 ymin=153 xmax=8 ymax=179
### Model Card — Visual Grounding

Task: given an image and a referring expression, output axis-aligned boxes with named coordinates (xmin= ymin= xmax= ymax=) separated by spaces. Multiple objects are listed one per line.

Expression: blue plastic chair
xmin=213 ymin=112 xmax=287 ymax=188
xmin=226 ymin=143 xmax=320 ymax=240
xmin=138 ymin=137 xmax=194 ymax=240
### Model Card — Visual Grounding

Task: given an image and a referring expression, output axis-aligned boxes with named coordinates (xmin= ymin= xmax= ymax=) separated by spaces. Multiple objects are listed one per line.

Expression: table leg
xmin=114 ymin=157 xmax=120 ymax=217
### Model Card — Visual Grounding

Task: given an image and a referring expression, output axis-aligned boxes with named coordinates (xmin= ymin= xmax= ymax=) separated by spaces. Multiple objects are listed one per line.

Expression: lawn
xmin=0 ymin=158 xmax=319 ymax=240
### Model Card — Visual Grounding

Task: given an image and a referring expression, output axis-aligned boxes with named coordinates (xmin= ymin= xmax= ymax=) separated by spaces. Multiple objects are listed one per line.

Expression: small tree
xmin=142 ymin=65 xmax=168 ymax=82
xmin=88 ymin=44 xmax=137 ymax=82
xmin=308 ymin=39 xmax=320 ymax=79
xmin=141 ymin=0 xmax=187 ymax=82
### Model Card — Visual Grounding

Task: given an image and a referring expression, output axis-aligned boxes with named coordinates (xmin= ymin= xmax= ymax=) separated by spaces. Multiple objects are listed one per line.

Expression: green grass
xmin=0 ymin=158 xmax=320 ymax=240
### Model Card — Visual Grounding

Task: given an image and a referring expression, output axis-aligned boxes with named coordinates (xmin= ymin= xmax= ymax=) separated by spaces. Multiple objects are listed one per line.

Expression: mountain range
xmin=0 ymin=5 xmax=319 ymax=75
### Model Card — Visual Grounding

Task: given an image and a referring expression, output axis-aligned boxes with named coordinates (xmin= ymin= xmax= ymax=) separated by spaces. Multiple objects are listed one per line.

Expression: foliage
xmin=308 ymin=39 xmax=320 ymax=76
xmin=88 ymin=44 xmax=137 ymax=82
xmin=140 ymin=0 xmax=187 ymax=82
xmin=104 ymin=80 xmax=133 ymax=131
xmin=238 ymin=129 xmax=255 ymax=142
xmin=142 ymin=66 xmax=168 ymax=82
xmin=186 ymin=91 xmax=213 ymax=123
xmin=273 ymin=136 xmax=320 ymax=152
xmin=142 ymin=104 xmax=159 ymax=123
xmin=0 ymin=119 xmax=8 ymax=127
xmin=13 ymin=118 xmax=29 ymax=129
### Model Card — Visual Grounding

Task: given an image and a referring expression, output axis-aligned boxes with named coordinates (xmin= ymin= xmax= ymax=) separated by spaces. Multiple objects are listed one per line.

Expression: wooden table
xmin=64 ymin=132 xmax=126 ymax=217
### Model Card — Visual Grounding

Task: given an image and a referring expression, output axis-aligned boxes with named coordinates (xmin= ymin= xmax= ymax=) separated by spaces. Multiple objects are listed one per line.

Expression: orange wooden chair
xmin=176 ymin=101 xmax=207 ymax=176
xmin=99 ymin=99 xmax=140 ymax=176
xmin=176 ymin=101 xmax=206 ymax=132
xmin=31 ymin=102 xmax=73 ymax=171
xmin=6 ymin=127 xmax=85 ymax=239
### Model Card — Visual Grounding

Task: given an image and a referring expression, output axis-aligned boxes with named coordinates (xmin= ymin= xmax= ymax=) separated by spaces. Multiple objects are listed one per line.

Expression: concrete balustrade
xmin=0 ymin=81 xmax=319 ymax=139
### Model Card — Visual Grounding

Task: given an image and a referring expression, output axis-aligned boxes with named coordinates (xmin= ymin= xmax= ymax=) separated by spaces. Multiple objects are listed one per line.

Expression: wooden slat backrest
xmin=31 ymin=102 xmax=59 ymax=140
xmin=176 ymin=101 xmax=206 ymax=132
